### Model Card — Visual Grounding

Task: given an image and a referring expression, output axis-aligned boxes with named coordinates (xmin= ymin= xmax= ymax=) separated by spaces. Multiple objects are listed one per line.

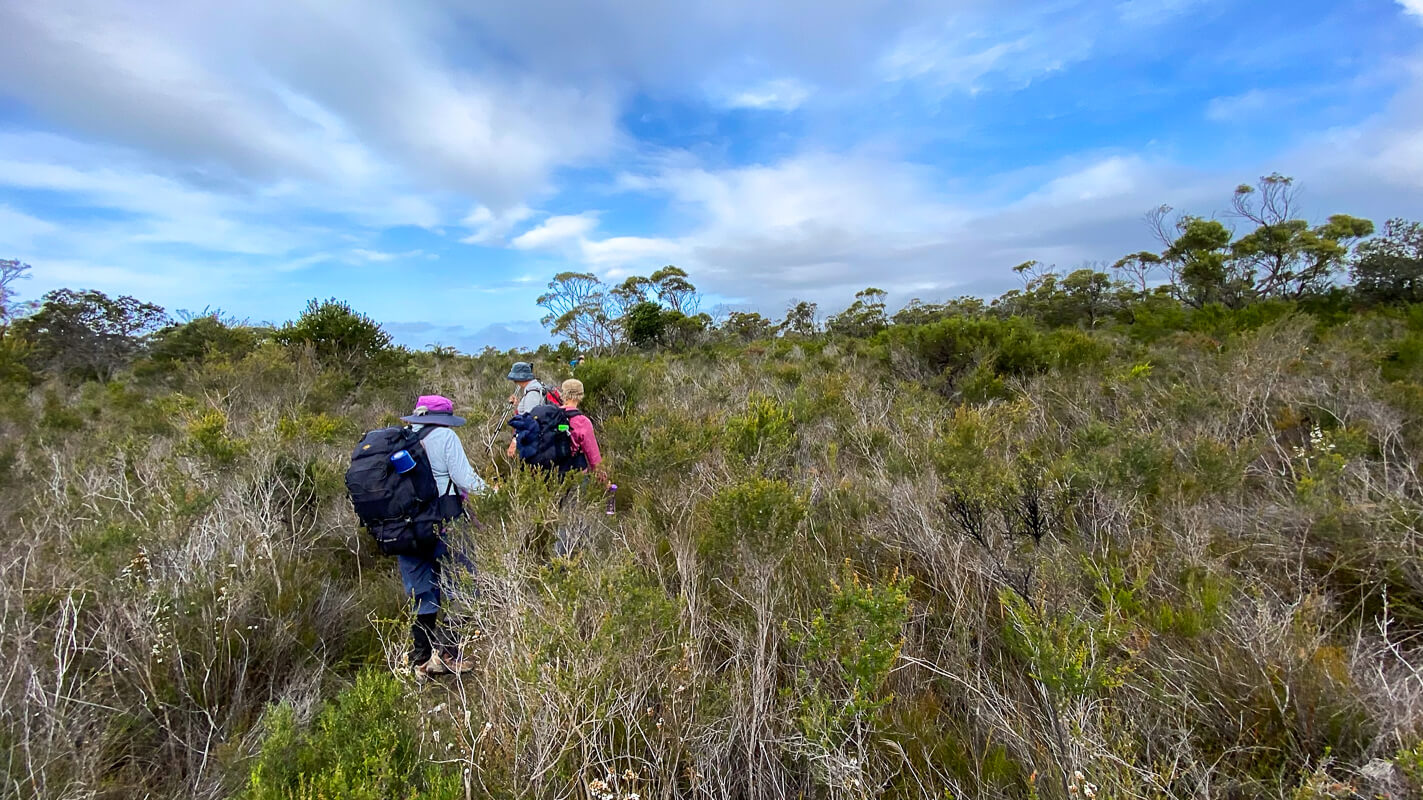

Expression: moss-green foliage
xmin=277 ymin=411 xmax=357 ymax=445
xmin=147 ymin=316 xmax=261 ymax=366
xmin=1397 ymin=739 xmax=1423 ymax=790
xmin=570 ymin=354 xmax=645 ymax=417
xmin=274 ymin=298 xmax=413 ymax=391
xmin=700 ymin=476 xmax=806 ymax=566
xmin=187 ymin=408 xmax=248 ymax=464
xmin=723 ymin=394 xmax=796 ymax=471
xmin=1001 ymin=589 xmax=1128 ymax=699
xmin=243 ymin=670 xmax=460 ymax=800
xmin=791 ymin=561 xmax=913 ymax=745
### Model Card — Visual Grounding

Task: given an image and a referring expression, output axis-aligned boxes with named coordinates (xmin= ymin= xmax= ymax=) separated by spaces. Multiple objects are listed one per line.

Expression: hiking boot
xmin=423 ymin=652 xmax=476 ymax=675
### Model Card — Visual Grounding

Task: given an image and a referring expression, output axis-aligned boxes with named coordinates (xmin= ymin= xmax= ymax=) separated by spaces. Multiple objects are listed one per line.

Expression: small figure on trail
xmin=553 ymin=378 xmax=610 ymax=557
xmin=505 ymin=378 xmax=610 ymax=557
xmin=505 ymin=361 xmax=559 ymax=457
xmin=558 ymin=379 xmax=603 ymax=479
xmin=345 ymin=394 xmax=486 ymax=679
xmin=506 ymin=379 xmax=592 ymax=478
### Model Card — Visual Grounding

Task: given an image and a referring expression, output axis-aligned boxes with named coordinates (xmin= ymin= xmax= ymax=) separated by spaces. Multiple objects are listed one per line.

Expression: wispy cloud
xmin=719 ymin=79 xmax=812 ymax=111
xmin=462 ymin=204 xmax=535 ymax=245
xmin=0 ymin=0 xmax=1417 ymax=350
xmin=350 ymin=248 xmax=426 ymax=262
xmin=1204 ymin=89 xmax=1276 ymax=122
xmin=510 ymin=213 xmax=601 ymax=250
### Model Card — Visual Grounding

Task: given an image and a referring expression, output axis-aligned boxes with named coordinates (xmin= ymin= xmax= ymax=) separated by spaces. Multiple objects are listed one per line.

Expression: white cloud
xmin=510 ymin=213 xmax=601 ymax=250
xmin=567 ymin=115 xmax=1423 ymax=315
xmin=1025 ymin=156 xmax=1147 ymax=205
xmin=1204 ymin=89 xmax=1276 ymax=122
xmin=580 ymin=236 xmax=682 ymax=268
xmin=0 ymin=205 xmax=59 ymax=251
xmin=720 ymin=79 xmax=812 ymax=111
xmin=1400 ymin=0 xmax=1423 ymax=20
xmin=462 ymin=204 xmax=535 ymax=244
xmin=351 ymin=249 xmax=426 ymax=262
xmin=0 ymin=1 xmax=622 ymax=207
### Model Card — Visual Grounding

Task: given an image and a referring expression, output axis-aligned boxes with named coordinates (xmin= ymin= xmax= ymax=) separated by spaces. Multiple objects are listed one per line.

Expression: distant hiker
xmin=347 ymin=394 xmax=486 ymax=678
xmin=505 ymin=377 xmax=608 ymax=556
xmin=552 ymin=379 xmax=608 ymax=557
xmin=505 ymin=361 xmax=559 ymax=458
xmin=558 ymin=379 xmax=603 ymax=478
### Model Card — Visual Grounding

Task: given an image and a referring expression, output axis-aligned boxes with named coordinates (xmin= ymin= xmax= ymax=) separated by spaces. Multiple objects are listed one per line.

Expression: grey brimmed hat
xmin=507 ymin=361 xmax=535 ymax=381
xmin=399 ymin=394 xmax=466 ymax=427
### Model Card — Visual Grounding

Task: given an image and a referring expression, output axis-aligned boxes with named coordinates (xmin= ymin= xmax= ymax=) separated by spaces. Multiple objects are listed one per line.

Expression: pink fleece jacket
xmin=564 ymin=407 xmax=602 ymax=469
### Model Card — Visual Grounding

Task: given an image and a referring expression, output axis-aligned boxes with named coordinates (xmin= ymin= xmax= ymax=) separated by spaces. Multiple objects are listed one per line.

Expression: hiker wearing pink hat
xmin=398 ymin=393 xmax=486 ymax=678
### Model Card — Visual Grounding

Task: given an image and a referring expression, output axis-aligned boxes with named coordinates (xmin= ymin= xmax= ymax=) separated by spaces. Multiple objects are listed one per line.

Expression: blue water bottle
xmin=605 ymin=483 xmax=618 ymax=515
xmin=390 ymin=450 xmax=417 ymax=474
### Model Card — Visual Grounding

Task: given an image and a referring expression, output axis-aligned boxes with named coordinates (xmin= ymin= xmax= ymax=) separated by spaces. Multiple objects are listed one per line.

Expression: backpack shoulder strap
xmin=411 ymin=426 xmax=458 ymax=497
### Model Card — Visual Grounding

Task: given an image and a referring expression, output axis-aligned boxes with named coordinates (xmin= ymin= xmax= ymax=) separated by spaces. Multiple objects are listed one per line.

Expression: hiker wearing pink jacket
xmin=559 ymin=378 xmax=603 ymax=476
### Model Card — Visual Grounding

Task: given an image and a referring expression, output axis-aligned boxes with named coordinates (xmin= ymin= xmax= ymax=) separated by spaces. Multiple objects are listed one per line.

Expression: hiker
xmin=553 ymin=378 xmax=607 ymax=557
xmin=398 ymin=395 xmax=486 ymax=678
xmin=558 ymin=378 xmax=603 ymax=478
xmin=505 ymin=361 xmax=548 ymax=458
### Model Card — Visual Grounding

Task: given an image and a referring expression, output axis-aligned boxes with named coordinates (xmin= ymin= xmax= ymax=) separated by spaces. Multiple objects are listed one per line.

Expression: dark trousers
xmin=399 ymin=509 xmax=476 ymax=665
xmin=410 ymin=612 xmax=446 ymax=665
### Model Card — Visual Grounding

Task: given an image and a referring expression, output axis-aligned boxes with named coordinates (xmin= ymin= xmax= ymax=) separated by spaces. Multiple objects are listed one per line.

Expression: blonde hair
xmin=561 ymin=378 xmax=585 ymax=402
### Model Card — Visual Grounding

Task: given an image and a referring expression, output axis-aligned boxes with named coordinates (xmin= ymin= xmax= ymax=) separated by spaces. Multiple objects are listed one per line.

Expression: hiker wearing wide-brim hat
xmin=401 ymin=394 xmax=467 ymax=427
xmin=398 ymin=394 xmax=485 ymax=678
xmin=505 ymin=362 xmax=549 ymax=457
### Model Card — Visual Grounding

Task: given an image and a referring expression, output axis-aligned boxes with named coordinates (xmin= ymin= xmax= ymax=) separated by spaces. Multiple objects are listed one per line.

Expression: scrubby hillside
xmin=2 ymin=196 xmax=1423 ymax=799
xmin=2 ymin=296 xmax=1422 ymax=800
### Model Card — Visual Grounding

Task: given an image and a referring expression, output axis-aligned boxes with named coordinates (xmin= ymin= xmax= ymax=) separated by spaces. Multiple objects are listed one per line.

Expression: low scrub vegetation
xmin=1 ymin=189 xmax=1422 ymax=799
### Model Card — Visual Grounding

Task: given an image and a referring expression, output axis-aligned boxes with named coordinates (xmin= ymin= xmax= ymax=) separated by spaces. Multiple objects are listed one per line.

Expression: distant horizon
xmin=2 ymin=0 xmax=1422 ymax=352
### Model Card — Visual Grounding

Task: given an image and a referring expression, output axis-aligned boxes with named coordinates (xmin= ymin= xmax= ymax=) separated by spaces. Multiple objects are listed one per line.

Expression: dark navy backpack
xmin=509 ymin=405 xmax=586 ymax=474
xmin=345 ymin=426 xmax=444 ymax=555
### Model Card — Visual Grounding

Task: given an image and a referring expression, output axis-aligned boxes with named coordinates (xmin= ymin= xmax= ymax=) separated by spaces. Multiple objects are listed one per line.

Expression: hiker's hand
xmin=506 ymin=440 xmax=517 ymax=458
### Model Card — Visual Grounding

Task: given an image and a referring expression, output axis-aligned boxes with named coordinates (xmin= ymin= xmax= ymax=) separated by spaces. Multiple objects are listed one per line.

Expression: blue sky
xmin=2 ymin=0 xmax=1422 ymax=351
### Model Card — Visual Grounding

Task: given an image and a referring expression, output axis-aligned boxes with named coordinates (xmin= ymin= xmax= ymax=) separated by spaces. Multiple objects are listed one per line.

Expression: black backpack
xmin=345 ymin=426 xmax=446 ymax=556
xmin=518 ymin=404 xmax=586 ymax=473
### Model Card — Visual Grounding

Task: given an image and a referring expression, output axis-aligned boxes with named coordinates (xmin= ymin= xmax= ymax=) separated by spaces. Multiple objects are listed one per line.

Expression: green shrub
xmin=1396 ymin=739 xmax=1423 ymax=789
xmin=700 ymin=477 xmax=806 ymax=567
xmin=723 ymin=394 xmax=796 ymax=470
xmin=1001 ymin=590 xmax=1128 ymax=700
xmin=791 ymin=561 xmax=913 ymax=744
xmin=148 ymin=317 xmax=261 ymax=365
xmin=571 ymin=355 xmax=643 ymax=417
xmin=276 ymin=411 xmax=356 ymax=445
xmin=187 ymin=409 xmax=247 ymax=464
xmin=242 ymin=670 xmax=460 ymax=800
xmin=274 ymin=299 xmax=412 ymax=390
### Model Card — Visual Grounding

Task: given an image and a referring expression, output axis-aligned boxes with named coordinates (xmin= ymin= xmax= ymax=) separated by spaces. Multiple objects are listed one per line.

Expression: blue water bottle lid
xmin=390 ymin=449 xmax=417 ymax=474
